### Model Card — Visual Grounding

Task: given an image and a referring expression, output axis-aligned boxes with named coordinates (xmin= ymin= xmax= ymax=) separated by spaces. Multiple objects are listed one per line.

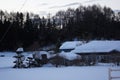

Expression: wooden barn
xmin=72 ymin=41 xmax=120 ymax=66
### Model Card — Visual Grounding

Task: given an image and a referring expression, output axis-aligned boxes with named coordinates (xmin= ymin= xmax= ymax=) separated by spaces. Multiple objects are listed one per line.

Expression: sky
xmin=0 ymin=0 xmax=120 ymax=17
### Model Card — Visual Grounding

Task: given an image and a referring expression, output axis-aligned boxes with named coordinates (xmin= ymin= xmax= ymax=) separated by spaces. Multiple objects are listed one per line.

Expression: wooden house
xmin=72 ymin=41 xmax=120 ymax=65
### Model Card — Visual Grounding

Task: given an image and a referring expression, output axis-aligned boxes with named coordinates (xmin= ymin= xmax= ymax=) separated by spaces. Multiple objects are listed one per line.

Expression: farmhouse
xmin=72 ymin=40 xmax=120 ymax=65
xmin=59 ymin=41 xmax=85 ymax=52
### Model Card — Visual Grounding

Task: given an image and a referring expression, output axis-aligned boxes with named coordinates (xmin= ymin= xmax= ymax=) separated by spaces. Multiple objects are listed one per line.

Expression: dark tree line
xmin=0 ymin=12 xmax=60 ymax=51
xmin=0 ymin=4 xmax=120 ymax=51
xmin=57 ymin=5 xmax=120 ymax=41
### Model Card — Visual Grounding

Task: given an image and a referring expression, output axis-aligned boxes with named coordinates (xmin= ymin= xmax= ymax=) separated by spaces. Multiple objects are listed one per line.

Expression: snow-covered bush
xmin=49 ymin=51 xmax=82 ymax=67
xmin=49 ymin=54 xmax=68 ymax=67
xmin=29 ymin=51 xmax=53 ymax=67
xmin=59 ymin=51 xmax=82 ymax=66
xmin=13 ymin=47 xmax=26 ymax=68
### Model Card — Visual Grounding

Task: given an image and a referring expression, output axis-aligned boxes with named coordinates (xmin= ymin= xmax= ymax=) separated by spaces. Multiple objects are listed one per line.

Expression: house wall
xmin=76 ymin=52 xmax=120 ymax=66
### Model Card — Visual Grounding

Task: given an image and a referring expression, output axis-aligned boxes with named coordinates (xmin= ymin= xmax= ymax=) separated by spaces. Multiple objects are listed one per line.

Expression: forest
xmin=0 ymin=4 xmax=120 ymax=51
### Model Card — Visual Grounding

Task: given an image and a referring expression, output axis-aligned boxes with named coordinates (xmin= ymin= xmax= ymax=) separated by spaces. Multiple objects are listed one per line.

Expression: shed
xmin=59 ymin=41 xmax=84 ymax=52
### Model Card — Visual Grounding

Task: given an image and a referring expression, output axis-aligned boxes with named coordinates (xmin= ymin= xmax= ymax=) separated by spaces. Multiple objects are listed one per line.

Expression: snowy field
xmin=0 ymin=52 xmax=120 ymax=80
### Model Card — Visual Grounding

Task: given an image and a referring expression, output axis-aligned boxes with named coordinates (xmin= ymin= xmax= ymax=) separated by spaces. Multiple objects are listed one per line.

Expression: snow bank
xmin=59 ymin=51 xmax=81 ymax=60
xmin=0 ymin=52 xmax=16 ymax=57
xmin=0 ymin=57 xmax=15 ymax=68
xmin=96 ymin=63 xmax=115 ymax=66
xmin=0 ymin=65 xmax=120 ymax=80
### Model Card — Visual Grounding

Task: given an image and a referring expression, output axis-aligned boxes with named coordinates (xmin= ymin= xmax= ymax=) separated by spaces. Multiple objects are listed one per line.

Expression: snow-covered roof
xmin=72 ymin=40 xmax=120 ymax=54
xmin=16 ymin=47 xmax=24 ymax=52
xmin=59 ymin=41 xmax=84 ymax=50
xmin=59 ymin=51 xmax=81 ymax=60
xmin=34 ymin=51 xmax=55 ymax=59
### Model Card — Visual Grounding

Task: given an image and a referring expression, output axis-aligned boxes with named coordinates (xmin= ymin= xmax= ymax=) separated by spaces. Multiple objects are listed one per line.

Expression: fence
xmin=109 ymin=68 xmax=120 ymax=80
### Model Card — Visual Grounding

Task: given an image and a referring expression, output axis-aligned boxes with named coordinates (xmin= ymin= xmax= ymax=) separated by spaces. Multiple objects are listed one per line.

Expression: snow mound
xmin=59 ymin=51 xmax=81 ymax=60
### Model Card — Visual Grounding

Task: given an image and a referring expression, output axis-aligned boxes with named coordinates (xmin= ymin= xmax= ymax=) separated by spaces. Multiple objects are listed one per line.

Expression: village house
xmin=72 ymin=40 xmax=120 ymax=65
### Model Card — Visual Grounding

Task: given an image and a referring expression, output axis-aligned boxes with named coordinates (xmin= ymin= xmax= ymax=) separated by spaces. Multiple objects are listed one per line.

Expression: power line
xmin=0 ymin=24 xmax=12 ymax=43
xmin=19 ymin=0 xmax=28 ymax=11
xmin=0 ymin=0 xmax=28 ymax=43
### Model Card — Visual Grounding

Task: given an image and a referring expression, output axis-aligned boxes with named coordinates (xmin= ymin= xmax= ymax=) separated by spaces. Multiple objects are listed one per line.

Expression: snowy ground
xmin=0 ymin=52 xmax=120 ymax=80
